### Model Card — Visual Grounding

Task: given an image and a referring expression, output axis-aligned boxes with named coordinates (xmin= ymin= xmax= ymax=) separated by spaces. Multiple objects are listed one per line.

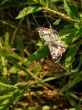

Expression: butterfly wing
xmin=48 ymin=42 xmax=62 ymax=63
xmin=37 ymin=27 xmax=66 ymax=62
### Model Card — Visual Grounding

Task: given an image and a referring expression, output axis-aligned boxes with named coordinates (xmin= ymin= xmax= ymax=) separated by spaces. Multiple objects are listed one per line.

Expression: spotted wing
xmin=36 ymin=27 xmax=66 ymax=62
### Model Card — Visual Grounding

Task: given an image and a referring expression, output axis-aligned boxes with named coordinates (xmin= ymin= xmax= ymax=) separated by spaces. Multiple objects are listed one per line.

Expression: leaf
xmin=0 ymin=82 xmax=17 ymax=89
xmin=31 ymin=64 xmax=42 ymax=74
xmin=65 ymin=42 xmax=81 ymax=69
xmin=53 ymin=18 xmax=61 ymax=25
xmin=16 ymin=6 xmax=42 ymax=19
xmin=9 ymin=64 xmax=19 ymax=74
xmin=59 ymin=25 xmax=74 ymax=37
xmin=59 ymin=25 xmax=74 ymax=45
xmin=0 ymin=0 xmax=11 ymax=6
xmin=65 ymin=93 xmax=81 ymax=110
xmin=69 ymin=99 xmax=81 ymax=110
xmin=27 ymin=46 xmax=50 ymax=61
xmin=4 ymin=32 xmax=10 ymax=51
xmin=60 ymin=25 xmax=81 ymax=46
xmin=64 ymin=0 xmax=72 ymax=16
xmin=69 ymin=4 xmax=80 ymax=19
xmin=66 ymin=30 xmax=80 ymax=44
xmin=1 ymin=56 xmax=8 ymax=76
xmin=11 ymin=62 xmax=40 ymax=80
xmin=0 ymin=94 xmax=12 ymax=101
xmin=60 ymin=72 xmax=82 ymax=93
xmin=16 ymin=36 xmax=24 ymax=56
xmin=74 ymin=23 xmax=81 ymax=30
xmin=64 ymin=0 xmax=80 ymax=19
xmin=0 ymin=49 xmax=10 ymax=58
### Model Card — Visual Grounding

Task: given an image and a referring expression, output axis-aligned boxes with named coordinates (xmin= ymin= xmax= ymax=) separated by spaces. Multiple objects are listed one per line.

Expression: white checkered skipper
xmin=36 ymin=27 xmax=66 ymax=63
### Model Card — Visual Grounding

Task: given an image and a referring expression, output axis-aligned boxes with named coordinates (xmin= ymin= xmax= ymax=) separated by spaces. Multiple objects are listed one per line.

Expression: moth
xmin=36 ymin=27 xmax=66 ymax=63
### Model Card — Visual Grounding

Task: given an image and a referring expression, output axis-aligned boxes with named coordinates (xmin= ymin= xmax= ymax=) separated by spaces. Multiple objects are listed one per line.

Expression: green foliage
xmin=65 ymin=42 xmax=81 ymax=69
xmin=16 ymin=36 xmax=24 ymax=56
xmin=64 ymin=0 xmax=80 ymax=19
xmin=27 ymin=46 xmax=50 ymax=61
xmin=16 ymin=6 xmax=42 ymax=19
xmin=0 ymin=0 xmax=82 ymax=109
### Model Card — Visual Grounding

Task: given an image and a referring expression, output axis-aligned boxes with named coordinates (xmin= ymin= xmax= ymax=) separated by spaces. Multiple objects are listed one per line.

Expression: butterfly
xmin=36 ymin=27 xmax=66 ymax=63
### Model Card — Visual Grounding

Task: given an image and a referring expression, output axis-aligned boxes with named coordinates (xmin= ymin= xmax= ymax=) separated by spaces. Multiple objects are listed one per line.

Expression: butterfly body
xmin=37 ymin=27 xmax=66 ymax=63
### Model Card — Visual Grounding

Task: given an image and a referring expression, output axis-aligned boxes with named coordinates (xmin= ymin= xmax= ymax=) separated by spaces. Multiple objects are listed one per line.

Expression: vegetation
xmin=0 ymin=0 xmax=82 ymax=109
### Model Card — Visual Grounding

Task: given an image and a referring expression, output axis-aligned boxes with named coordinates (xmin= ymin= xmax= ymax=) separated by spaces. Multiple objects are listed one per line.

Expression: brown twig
xmin=43 ymin=8 xmax=79 ymax=23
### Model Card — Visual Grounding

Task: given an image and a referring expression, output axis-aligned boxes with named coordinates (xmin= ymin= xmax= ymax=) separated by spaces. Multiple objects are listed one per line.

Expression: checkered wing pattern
xmin=37 ymin=27 xmax=66 ymax=63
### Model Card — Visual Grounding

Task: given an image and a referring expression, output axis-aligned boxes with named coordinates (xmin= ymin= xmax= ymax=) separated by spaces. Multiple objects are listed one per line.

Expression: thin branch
xmin=43 ymin=8 xmax=79 ymax=23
